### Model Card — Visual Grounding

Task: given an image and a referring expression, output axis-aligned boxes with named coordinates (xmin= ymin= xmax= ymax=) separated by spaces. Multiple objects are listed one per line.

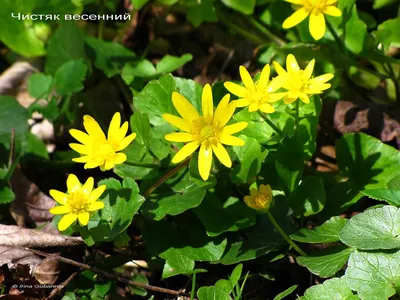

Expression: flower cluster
xmin=283 ymin=0 xmax=342 ymax=40
xmin=49 ymin=53 xmax=334 ymax=231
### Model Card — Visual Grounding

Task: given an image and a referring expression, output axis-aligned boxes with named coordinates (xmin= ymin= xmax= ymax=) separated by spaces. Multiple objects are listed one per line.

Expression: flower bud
xmin=244 ymin=184 xmax=274 ymax=212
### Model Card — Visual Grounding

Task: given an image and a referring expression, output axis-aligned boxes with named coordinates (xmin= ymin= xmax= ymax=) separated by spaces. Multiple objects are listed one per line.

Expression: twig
xmin=143 ymin=159 xmax=190 ymax=198
xmin=44 ymin=271 xmax=80 ymax=300
xmin=25 ymin=248 xmax=192 ymax=298
xmin=213 ymin=49 xmax=235 ymax=84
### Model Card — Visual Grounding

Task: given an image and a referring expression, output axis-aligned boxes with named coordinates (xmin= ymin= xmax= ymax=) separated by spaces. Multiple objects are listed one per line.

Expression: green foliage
xmin=162 ymin=254 xmax=195 ymax=279
xmin=54 ymin=59 xmax=88 ymax=96
xmin=302 ymin=277 xmax=357 ymax=300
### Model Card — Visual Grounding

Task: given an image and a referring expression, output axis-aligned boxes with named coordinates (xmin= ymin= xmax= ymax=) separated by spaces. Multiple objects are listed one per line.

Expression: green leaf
xmin=0 ymin=2 xmax=45 ymax=57
xmin=291 ymin=216 xmax=348 ymax=243
xmin=289 ymin=176 xmax=326 ymax=217
xmin=156 ymin=54 xmax=193 ymax=74
xmin=28 ymin=73 xmax=54 ymax=99
xmin=0 ymin=185 xmax=15 ymax=204
xmin=274 ymin=285 xmax=298 ymax=300
xmin=339 ymin=205 xmax=400 ymax=250
xmin=231 ymin=135 xmax=268 ymax=184
xmin=142 ymin=218 xmax=227 ymax=262
xmin=197 ymin=286 xmax=232 ymax=300
xmin=122 ymin=59 xmax=156 ymax=79
xmin=130 ymin=111 xmax=151 ymax=148
xmin=54 ymin=59 xmax=88 ymax=96
xmin=233 ymin=109 xmax=275 ymax=144
xmin=346 ymin=250 xmax=400 ymax=300
xmin=373 ymin=0 xmax=399 ymax=9
xmin=187 ymin=0 xmax=217 ymax=26
xmin=361 ymin=189 xmax=400 ymax=206
xmin=303 ymin=277 xmax=356 ymax=300
xmin=131 ymin=0 xmax=150 ymax=9
xmin=275 ymin=137 xmax=304 ymax=194
xmin=85 ymin=36 xmax=136 ymax=77
xmin=134 ymin=74 xmax=176 ymax=126
xmin=215 ymin=264 xmax=243 ymax=294
xmin=130 ymin=273 xmax=148 ymax=297
xmin=323 ymin=133 xmax=400 ymax=216
xmin=46 ymin=22 xmax=86 ymax=75
xmin=162 ymin=254 xmax=195 ymax=279
xmin=143 ymin=187 xmax=206 ymax=221
xmin=29 ymin=98 xmax=60 ymax=121
xmin=343 ymin=5 xmax=367 ymax=54
xmin=220 ymin=0 xmax=256 ymax=15
xmin=194 ymin=194 xmax=256 ymax=236
xmin=374 ymin=17 xmax=400 ymax=50
xmin=0 ymin=96 xmax=29 ymax=149
xmin=297 ymin=246 xmax=354 ymax=278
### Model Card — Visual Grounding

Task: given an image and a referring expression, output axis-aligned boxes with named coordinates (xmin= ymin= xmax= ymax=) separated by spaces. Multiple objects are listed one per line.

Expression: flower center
xmin=254 ymin=194 xmax=269 ymax=209
xmin=98 ymin=143 xmax=116 ymax=160
xmin=67 ymin=191 xmax=90 ymax=215
xmin=305 ymin=0 xmax=328 ymax=12
xmin=287 ymin=70 xmax=309 ymax=92
xmin=200 ymin=125 xmax=216 ymax=140
xmin=191 ymin=117 xmax=221 ymax=144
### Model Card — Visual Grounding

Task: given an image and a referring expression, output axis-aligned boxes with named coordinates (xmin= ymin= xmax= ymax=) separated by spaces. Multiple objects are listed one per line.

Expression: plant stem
xmin=143 ymin=159 xmax=190 ymax=198
xmin=326 ymin=20 xmax=342 ymax=50
xmin=258 ymin=111 xmax=284 ymax=137
xmin=266 ymin=211 xmax=307 ymax=257
xmin=247 ymin=16 xmax=286 ymax=46
xmin=124 ymin=161 xmax=163 ymax=168
xmin=294 ymin=100 xmax=300 ymax=135
xmin=190 ymin=272 xmax=196 ymax=300
xmin=386 ymin=63 xmax=400 ymax=103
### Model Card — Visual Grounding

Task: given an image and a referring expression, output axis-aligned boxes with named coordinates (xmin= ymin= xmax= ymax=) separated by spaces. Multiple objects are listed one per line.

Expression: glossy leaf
xmin=303 ymin=277 xmax=357 ymax=300
xmin=162 ymin=254 xmax=195 ymax=279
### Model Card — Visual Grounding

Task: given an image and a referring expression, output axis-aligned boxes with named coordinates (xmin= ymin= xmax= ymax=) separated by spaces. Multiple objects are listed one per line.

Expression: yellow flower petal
xmin=239 ymin=66 xmax=255 ymax=92
xmin=85 ymin=161 xmax=101 ymax=169
xmin=49 ymin=189 xmax=68 ymax=205
xmin=267 ymin=92 xmax=287 ymax=102
xmin=198 ymin=143 xmax=213 ymax=181
xmin=78 ymin=212 xmax=90 ymax=226
xmin=114 ymin=121 xmax=129 ymax=143
xmin=88 ymin=201 xmax=105 ymax=211
xmin=73 ymin=156 xmax=90 ymax=163
xmin=118 ymin=133 xmax=136 ymax=151
xmin=165 ymin=133 xmax=194 ymax=142
xmin=259 ymin=184 xmax=271 ymax=196
xmin=83 ymin=115 xmax=106 ymax=141
xmin=303 ymin=59 xmax=315 ymax=82
xmin=235 ymin=98 xmax=251 ymax=107
xmin=323 ymin=5 xmax=342 ymax=17
xmin=67 ymin=174 xmax=81 ymax=193
xmin=248 ymin=101 xmax=259 ymax=112
xmin=286 ymin=54 xmax=300 ymax=73
xmin=220 ymin=134 xmax=245 ymax=146
xmin=212 ymin=143 xmax=231 ymax=168
xmin=285 ymin=0 xmax=304 ymax=3
xmin=107 ymin=112 xmax=121 ymax=140
xmin=250 ymin=189 xmax=258 ymax=197
xmin=313 ymin=73 xmax=334 ymax=84
xmin=214 ymin=95 xmax=235 ymax=127
xmin=259 ymin=103 xmax=275 ymax=113
xmin=223 ymin=122 xmax=248 ymax=135
xmin=172 ymin=92 xmax=199 ymax=123
xmin=299 ymin=93 xmax=310 ymax=104
xmin=172 ymin=141 xmax=200 ymax=163
xmin=89 ymin=185 xmax=106 ymax=202
xmin=162 ymin=114 xmax=191 ymax=132
xmin=82 ymin=177 xmax=94 ymax=196
xmin=58 ymin=213 xmax=77 ymax=231
xmin=69 ymin=143 xmax=89 ymax=154
xmin=69 ymin=129 xmax=90 ymax=145
xmin=49 ymin=205 xmax=70 ymax=215
xmin=284 ymin=97 xmax=298 ymax=104
xmin=257 ymin=64 xmax=270 ymax=89
xmin=273 ymin=62 xmax=287 ymax=77
xmin=224 ymin=82 xmax=248 ymax=97
xmin=309 ymin=11 xmax=326 ymax=40
xmin=202 ymin=84 xmax=214 ymax=123
xmin=282 ymin=7 xmax=309 ymax=29
xmin=268 ymin=77 xmax=285 ymax=93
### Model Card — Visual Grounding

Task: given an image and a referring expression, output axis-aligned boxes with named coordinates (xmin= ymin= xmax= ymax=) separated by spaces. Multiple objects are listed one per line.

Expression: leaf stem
xmin=294 ymin=100 xmax=300 ymax=135
xmin=143 ymin=159 xmax=190 ymax=198
xmin=190 ymin=272 xmax=196 ymax=300
xmin=266 ymin=211 xmax=307 ymax=257
xmin=247 ymin=16 xmax=286 ymax=47
xmin=326 ymin=20 xmax=342 ymax=50
xmin=258 ymin=111 xmax=284 ymax=137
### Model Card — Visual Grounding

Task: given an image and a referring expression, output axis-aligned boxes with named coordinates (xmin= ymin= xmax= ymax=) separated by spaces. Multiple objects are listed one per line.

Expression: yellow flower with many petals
xmin=283 ymin=0 xmax=342 ymax=40
xmin=70 ymin=112 xmax=136 ymax=171
xmin=49 ymin=174 xmax=106 ymax=231
xmin=244 ymin=184 xmax=274 ymax=212
xmin=273 ymin=54 xmax=334 ymax=105
xmin=163 ymin=84 xmax=248 ymax=181
xmin=224 ymin=65 xmax=286 ymax=114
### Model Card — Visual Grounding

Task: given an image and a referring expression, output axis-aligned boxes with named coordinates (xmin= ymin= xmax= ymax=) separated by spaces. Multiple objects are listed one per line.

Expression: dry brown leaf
xmin=0 ymin=246 xmax=41 ymax=271
xmin=0 ymin=62 xmax=37 ymax=95
xmin=33 ymin=257 xmax=60 ymax=285
xmin=10 ymin=167 xmax=56 ymax=229
xmin=0 ymin=225 xmax=82 ymax=248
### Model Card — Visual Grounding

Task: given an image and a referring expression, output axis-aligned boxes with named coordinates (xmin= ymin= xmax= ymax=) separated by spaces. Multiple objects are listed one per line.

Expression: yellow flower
xmin=162 ymin=84 xmax=248 ymax=181
xmin=70 ymin=112 xmax=136 ymax=171
xmin=224 ymin=65 xmax=286 ymax=114
xmin=273 ymin=54 xmax=334 ymax=105
xmin=49 ymin=174 xmax=106 ymax=231
xmin=282 ymin=0 xmax=342 ymax=40
xmin=244 ymin=184 xmax=274 ymax=212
